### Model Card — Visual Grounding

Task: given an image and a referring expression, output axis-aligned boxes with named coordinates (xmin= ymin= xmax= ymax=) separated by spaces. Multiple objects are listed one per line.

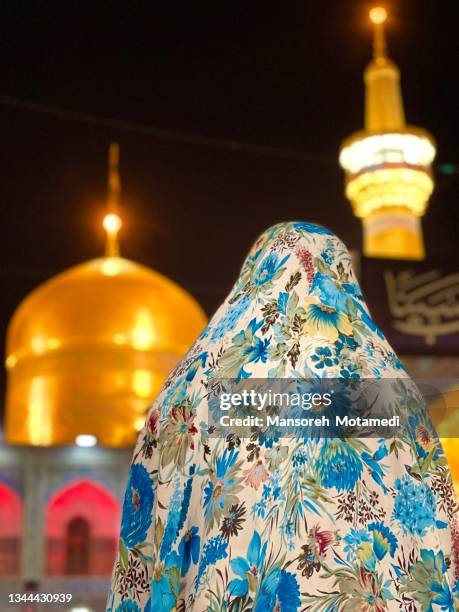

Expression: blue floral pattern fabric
xmin=107 ymin=222 xmax=459 ymax=611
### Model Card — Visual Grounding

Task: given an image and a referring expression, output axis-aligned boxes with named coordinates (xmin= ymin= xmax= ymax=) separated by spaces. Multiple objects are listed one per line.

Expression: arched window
xmin=46 ymin=479 xmax=120 ymax=576
xmin=0 ymin=483 xmax=22 ymax=576
xmin=66 ymin=516 xmax=90 ymax=575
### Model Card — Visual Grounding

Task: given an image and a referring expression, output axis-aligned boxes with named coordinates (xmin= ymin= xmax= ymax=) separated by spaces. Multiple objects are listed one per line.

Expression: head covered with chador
xmin=108 ymin=222 xmax=458 ymax=612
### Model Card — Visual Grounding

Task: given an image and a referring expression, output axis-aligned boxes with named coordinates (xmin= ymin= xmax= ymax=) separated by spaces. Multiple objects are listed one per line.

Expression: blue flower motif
xmin=339 ymin=363 xmax=360 ymax=379
xmin=203 ymin=449 xmax=240 ymax=523
xmin=115 ymin=602 xmax=140 ymax=612
xmin=311 ymin=346 xmax=337 ymax=369
xmin=253 ymin=568 xmax=301 ymax=612
xmin=320 ymin=247 xmax=334 ymax=265
xmin=196 ymin=535 xmax=228 ymax=586
xmin=211 ymin=295 xmax=252 ymax=341
xmin=275 ymin=570 xmax=301 ymax=611
xmin=368 ymin=522 xmax=398 ymax=559
xmin=151 ymin=572 xmax=177 ymax=612
xmin=317 ymin=440 xmax=363 ymax=491
xmin=178 ymin=526 xmax=201 ymax=576
xmin=120 ymin=464 xmax=154 ymax=549
xmin=253 ymin=253 xmax=289 ymax=286
xmin=405 ymin=549 xmax=454 ymax=612
xmin=228 ymin=531 xmax=267 ymax=597
xmin=392 ymin=476 xmax=437 ymax=536
xmin=159 ymin=480 xmax=183 ymax=560
xmin=293 ymin=221 xmax=334 ymax=235
xmin=244 ymin=335 xmax=270 ymax=365
xmin=343 ymin=528 xmax=372 ymax=561
xmin=311 ymin=273 xmax=351 ymax=313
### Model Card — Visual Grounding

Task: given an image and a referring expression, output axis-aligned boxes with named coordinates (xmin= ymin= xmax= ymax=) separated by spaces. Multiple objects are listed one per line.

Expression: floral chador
xmin=107 ymin=222 xmax=459 ymax=611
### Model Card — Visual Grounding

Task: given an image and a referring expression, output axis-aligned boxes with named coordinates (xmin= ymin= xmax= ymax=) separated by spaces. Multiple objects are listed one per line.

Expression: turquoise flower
xmin=274 ymin=570 xmax=301 ymax=611
xmin=115 ymin=602 xmax=140 ymax=612
xmin=392 ymin=476 xmax=436 ymax=536
xmin=311 ymin=273 xmax=351 ymax=313
xmin=120 ymin=464 xmax=154 ymax=549
xmin=253 ymin=252 xmax=289 ymax=287
xmin=253 ymin=568 xmax=301 ymax=612
xmin=211 ymin=295 xmax=252 ymax=341
xmin=243 ymin=334 xmax=270 ymax=364
xmin=320 ymin=247 xmax=334 ymax=265
xmin=196 ymin=535 xmax=228 ymax=586
xmin=317 ymin=440 xmax=363 ymax=491
xmin=178 ymin=526 xmax=200 ymax=576
xmin=343 ymin=528 xmax=372 ymax=561
xmin=303 ymin=296 xmax=353 ymax=342
xmin=311 ymin=346 xmax=337 ymax=369
xmin=400 ymin=549 xmax=454 ymax=611
xmin=203 ymin=449 xmax=242 ymax=528
xmin=151 ymin=570 xmax=177 ymax=612
xmin=368 ymin=522 xmax=398 ymax=559
xmin=228 ymin=530 xmax=267 ymax=596
xmin=293 ymin=221 xmax=333 ymax=235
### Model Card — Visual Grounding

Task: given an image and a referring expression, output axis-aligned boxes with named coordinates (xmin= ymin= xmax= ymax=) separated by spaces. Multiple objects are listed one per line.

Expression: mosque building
xmin=0 ymin=144 xmax=206 ymax=610
xmin=0 ymin=6 xmax=458 ymax=612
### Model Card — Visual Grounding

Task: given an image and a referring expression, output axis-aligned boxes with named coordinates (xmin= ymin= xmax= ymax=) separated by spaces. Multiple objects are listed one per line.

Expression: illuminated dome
xmin=4 ymin=145 xmax=206 ymax=447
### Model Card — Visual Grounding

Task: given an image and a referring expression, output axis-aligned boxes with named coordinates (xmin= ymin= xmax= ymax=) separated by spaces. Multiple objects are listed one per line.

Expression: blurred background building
xmin=0 ymin=4 xmax=458 ymax=612
xmin=0 ymin=146 xmax=206 ymax=610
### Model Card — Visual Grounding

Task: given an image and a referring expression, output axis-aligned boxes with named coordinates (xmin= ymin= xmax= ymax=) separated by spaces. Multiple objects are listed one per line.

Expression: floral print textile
xmin=107 ymin=222 xmax=459 ymax=611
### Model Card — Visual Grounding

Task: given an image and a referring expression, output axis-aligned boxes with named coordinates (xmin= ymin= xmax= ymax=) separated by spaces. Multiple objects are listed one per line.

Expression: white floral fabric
xmin=107 ymin=222 xmax=459 ymax=611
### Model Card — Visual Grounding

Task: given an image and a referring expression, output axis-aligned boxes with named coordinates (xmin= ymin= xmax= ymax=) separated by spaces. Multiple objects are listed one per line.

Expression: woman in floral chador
xmin=107 ymin=222 xmax=459 ymax=611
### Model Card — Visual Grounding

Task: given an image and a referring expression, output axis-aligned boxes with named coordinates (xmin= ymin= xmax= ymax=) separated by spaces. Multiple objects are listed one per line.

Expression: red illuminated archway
xmin=0 ymin=483 xmax=22 ymax=575
xmin=45 ymin=478 xmax=120 ymax=576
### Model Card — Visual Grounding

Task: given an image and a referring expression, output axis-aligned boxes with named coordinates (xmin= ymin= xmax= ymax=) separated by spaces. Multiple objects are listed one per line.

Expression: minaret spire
xmin=364 ymin=6 xmax=405 ymax=132
xmin=339 ymin=6 xmax=436 ymax=260
xmin=369 ymin=6 xmax=387 ymax=59
xmin=103 ymin=142 xmax=123 ymax=257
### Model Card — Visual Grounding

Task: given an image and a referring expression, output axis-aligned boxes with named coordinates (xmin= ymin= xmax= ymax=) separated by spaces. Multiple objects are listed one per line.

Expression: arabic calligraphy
xmin=384 ymin=269 xmax=459 ymax=346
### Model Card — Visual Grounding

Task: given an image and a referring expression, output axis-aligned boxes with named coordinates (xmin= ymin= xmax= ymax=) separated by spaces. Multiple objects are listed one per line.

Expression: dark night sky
xmin=1 ymin=1 xmax=458 ymax=407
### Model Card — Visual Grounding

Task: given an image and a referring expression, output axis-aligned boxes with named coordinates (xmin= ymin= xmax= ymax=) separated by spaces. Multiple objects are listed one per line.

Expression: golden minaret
xmin=339 ymin=7 xmax=436 ymax=260
xmin=4 ymin=144 xmax=207 ymax=447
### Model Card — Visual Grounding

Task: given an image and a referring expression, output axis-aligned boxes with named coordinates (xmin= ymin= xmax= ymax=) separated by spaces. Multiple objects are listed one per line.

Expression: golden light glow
xmin=75 ymin=434 xmax=98 ymax=447
xmin=103 ymin=212 xmax=122 ymax=235
xmin=101 ymin=258 xmax=122 ymax=276
xmin=27 ymin=376 xmax=52 ymax=446
xmin=132 ymin=308 xmax=157 ymax=351
xmin=5 ymin=355 xmax=17 ymax=370
xmin=4 ymin=256 xmax=207 ymax=447
xmin=133 ymin=369 xmax=154 ymax=398
xmin=363 ymin=209 xmax=425 ymax=259
xmin=442 ymin=439 xmax=459 ymax=497
xmin=344 ymin=167 xmax=434 ymax=218
xmin=31 ymin=335 xmax=47 ymax=354
xmin=134 ymin=417 xmax=146 ymax=432
xmin=339 ymin=133 xmax=436 ymax=175
xmin=339 ymin=6 xmax=436 ymax=260
xmin=369 ymin=7 xmax=387 ymax=24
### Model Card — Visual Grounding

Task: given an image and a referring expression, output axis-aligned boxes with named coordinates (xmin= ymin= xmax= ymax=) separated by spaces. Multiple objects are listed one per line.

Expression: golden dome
xmin=4 ymin=144 xmax=207 ymax=447
xmin=4 ymin=256 xmax=206 ymax=447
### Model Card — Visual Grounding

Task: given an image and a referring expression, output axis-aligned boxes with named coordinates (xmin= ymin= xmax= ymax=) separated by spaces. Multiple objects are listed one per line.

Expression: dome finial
xmin=369 ymin=7 xmax=388 ymax=59
xmin=103 ymin=142 xmax=122 ymax=257
xmin=364 ymin=6 xmax=405 ymax=132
